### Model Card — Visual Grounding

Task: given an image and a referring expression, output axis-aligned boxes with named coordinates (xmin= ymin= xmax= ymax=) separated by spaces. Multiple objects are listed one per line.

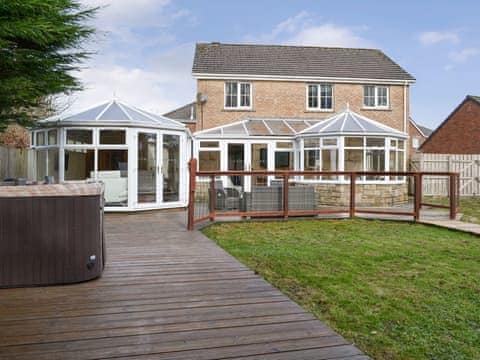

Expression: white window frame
xmin=363 ymin=85 xmax=390 ymax=109
xmin=224 ymin=81 xmax=252 ymax=110
xmin=306 ymin=84 xmax=334 ymax=111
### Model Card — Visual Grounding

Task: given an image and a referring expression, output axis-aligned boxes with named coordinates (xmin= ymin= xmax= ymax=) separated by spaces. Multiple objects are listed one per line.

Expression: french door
xmin=135 ymin=130 xmax=181 ymax=208
xmin=224 ymin=142 xmax=270 ymax=192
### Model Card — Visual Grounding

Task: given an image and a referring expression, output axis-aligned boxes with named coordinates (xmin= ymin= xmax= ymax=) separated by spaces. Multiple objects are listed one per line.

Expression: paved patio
xmin=0 ymin=210 xmax=366 ymax=359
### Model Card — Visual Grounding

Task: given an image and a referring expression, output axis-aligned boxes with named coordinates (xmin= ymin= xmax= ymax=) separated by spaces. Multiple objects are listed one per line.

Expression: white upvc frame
xmin=35 ymin=126 xmax=189 ymax=212
xmin=363 ymin=85 xmax=390 ymax=109
xmin=299 ymin=135 xmax=406 ymax=184
xmin=224 ymin=81 xmax=253 ymax=110
xmin=306 ymin=83 xmax=334 ymax=111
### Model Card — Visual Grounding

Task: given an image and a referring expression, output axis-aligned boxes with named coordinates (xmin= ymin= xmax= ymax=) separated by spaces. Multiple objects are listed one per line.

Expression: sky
xmin=70 ymin=0 xmax=480 ymax=129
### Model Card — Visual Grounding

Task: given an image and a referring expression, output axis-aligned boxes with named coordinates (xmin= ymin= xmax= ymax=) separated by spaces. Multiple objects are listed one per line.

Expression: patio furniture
xmin=212 ymin=180 xmax=242 ymax=210
xmin=243 ymin=184 xmax=317 ymax=212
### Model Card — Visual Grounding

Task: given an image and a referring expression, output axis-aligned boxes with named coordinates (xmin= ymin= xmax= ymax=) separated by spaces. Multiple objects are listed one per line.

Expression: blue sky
xmin=75 ymin=0 xmax=480 ymax=129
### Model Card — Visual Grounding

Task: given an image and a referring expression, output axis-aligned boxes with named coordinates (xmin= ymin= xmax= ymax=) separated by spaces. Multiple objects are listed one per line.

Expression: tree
xmin=0 ymin=0 xmax=97 ymax=130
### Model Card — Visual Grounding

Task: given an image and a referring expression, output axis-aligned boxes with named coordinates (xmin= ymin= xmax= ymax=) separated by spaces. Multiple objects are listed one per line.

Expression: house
xmin=420 ymin=95 xmax=480 ymax=154
xmin=31 ymin=42 xmax=418 ymax=211
xmin=409 ymin=118 xmax=432 ymax=154
xmin=183 ymin=42 xmax=416 ymax=206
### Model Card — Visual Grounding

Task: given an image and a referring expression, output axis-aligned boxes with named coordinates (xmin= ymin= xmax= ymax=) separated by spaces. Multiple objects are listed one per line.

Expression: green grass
xmin=203 ymin=219 xmax=480 ymax=359
xmin=426 ymin=197 xmax=480 ymax=225
xmin=456 ymin=198 xmax=480 ymax=225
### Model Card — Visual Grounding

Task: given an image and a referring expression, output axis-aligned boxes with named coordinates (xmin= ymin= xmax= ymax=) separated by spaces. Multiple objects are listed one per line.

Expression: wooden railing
xmin=187 ymin=158 xmax=459 ymax=230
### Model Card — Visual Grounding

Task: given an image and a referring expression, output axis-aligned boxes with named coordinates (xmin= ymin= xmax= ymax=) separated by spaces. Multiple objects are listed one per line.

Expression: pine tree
xmin=0 ymin=0 xmax=97 ymax=130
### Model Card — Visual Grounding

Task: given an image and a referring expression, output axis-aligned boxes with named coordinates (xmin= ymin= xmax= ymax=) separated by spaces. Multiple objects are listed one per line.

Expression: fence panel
xmin=0 ymin=147 xmax=35 ymax=180
xmin=411 ymin=153 xmax=480 ymax=196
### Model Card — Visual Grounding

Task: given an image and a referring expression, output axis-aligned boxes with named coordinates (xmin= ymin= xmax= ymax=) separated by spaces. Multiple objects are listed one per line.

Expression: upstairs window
xmin=307 ymin=84 xmax=333 ymax=110
xmin=225 ymin=82 xmax=252 ymax=109
xmin=364 ymin=85 xmax=389 ymax=108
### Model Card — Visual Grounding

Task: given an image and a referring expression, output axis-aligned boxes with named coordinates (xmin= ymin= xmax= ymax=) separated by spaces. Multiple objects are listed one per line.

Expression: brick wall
xmin=408 ymin=120 xmax=427 ymax=155
xmin=420 ymin=98 xmax=480 ymax=154
xmin=196 ymin=79 xmax=409 ymax=133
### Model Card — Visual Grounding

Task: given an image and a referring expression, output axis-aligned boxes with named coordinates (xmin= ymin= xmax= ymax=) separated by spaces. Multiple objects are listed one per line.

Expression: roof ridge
xmin=196 ymin=42 xmax=381 ymax=52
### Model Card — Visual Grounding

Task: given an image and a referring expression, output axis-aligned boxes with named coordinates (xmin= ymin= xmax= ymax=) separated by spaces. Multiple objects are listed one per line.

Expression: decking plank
xmin=0 ymin=211 xmax=364 ymax=359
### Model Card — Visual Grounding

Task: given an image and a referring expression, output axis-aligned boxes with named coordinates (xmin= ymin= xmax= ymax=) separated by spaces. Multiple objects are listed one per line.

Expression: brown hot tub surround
xmin=0 ymin=183 xmax=105 ymax=288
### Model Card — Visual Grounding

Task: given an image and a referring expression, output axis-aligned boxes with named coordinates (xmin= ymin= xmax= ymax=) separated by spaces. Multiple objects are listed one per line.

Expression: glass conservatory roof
xmin=39 ymin=100 xmax=185 ymax=130
xmin=195 ymin=118 xmax=323 ymax=137
xmin=299 ymin=108 xmax=407 ymax=138
xmin=194 ymin=109 xmax=407 ymax=139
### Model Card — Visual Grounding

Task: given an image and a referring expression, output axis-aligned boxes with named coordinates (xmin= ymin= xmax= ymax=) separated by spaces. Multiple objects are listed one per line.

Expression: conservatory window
xmin=64 ymin=149 xmax=95 ymax=180
xmin=66 ymin=129 xmax=93 ymax=145
xmin=275 ymin=142 xmax=294 ymax=173
xmin=36 ymin=132 xmax=45 ymax=146
xmin=303 ymin=137 xmax=339 ymax=180
xmin=307 ymin=84 xmax=333 ymax=110
xmin=48 ymin=130 xmax=57 ymax=145
xmin=225 ymin=82 xmax=252 ymax=109
xmin=99 ymin=130 xmax=126 ymax=145
xmin=198 ymin=141 xmax=220 ymax=171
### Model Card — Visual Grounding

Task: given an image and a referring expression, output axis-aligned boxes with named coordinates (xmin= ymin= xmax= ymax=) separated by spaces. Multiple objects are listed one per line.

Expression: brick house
xmin=420 ymin=95 xmax=480 ymax=154
xmin=409 ymin=118 xmax=432 ymax=154
xmin=167 ymin=42 xmax=418 ymax=206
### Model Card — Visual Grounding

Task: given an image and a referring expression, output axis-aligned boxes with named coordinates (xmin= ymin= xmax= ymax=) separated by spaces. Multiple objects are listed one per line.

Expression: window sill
xmin=222 ymin=108 xmax=254 ymax=112
xmin=361 ymin=107 xmax=392 ymax=111
xmin=305 ymin=109 xmax=334 ymax=113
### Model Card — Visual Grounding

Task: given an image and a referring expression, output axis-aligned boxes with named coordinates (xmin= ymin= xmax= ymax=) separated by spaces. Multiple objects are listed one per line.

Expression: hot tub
xmin=0 ymin=183 xmax=105 ymax=288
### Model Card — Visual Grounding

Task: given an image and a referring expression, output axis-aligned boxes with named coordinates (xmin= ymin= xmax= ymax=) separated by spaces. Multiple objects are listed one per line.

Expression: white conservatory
xmin=193 ymin=108 xmax=409 ymax=206
xmin=32 ymin=100 xmax=190 ymax=211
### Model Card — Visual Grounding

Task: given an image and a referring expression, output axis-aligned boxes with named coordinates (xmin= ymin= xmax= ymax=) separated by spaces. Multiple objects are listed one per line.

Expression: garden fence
xmin=187 ymin=158 xmax=459 ymax=230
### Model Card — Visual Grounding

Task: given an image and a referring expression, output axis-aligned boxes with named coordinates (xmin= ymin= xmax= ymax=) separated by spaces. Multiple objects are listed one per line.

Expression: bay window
xmin=225 ymin=82 xmax=252 ymax=109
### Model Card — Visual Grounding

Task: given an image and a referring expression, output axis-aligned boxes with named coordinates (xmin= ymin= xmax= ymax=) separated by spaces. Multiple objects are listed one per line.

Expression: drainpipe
xmin=403 ymin=81 xmax=408 ymax=133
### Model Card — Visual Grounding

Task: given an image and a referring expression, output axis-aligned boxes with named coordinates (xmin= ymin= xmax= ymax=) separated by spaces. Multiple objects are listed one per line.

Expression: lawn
xmin=454 ymin=198 xmax=480 ymax=225
xmin=203 ymin=219 xmax=480 ymax=359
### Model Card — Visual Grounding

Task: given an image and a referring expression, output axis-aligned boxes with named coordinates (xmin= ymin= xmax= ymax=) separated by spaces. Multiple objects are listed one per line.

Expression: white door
xmin=136 ymin=130 xmax=161 ymax=207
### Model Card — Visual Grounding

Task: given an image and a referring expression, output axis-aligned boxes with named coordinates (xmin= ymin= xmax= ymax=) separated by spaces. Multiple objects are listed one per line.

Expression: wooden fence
xmin=411 ymin=153 xmax=480 ymax=196
xmin=0 ymin=146 xmax=35 ymax=180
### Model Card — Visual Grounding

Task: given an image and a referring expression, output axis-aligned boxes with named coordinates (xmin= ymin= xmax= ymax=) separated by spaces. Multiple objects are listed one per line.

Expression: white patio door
xmin=136 ymin=130 xmax=162 ymax=207
xmin=247 ymin=142 xmax=269 ymax=190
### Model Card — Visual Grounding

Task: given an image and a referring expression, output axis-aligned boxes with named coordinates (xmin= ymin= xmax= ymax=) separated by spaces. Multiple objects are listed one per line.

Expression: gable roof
xmin=163 ymin=102 xmax=197 ymax=124
xmin=419 ymin=95 xmax=480 ymax=150
xmin=39 ymin=100 xmax=185 ymax=130
xmin=468 ymin=95 xmax=480 ymax=104
xmin=193 ymin=43 xmax=415 ymax=82
xmin=410 ymin=118 xmax=432 ymax=137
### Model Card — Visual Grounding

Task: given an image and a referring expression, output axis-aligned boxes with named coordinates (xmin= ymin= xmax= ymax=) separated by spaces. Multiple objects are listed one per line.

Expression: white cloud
xmin=244 ymin=12 xmax=373 ymax=48
xmin=448 ymin=48 xmax=479 ymax=63
xmin=286 ymin=24 xmax=372 ymax=47
xmin=68 ymin=43 xmax=196 ymax=114
xmin=418 ymin=30 xmax=460 ymax=45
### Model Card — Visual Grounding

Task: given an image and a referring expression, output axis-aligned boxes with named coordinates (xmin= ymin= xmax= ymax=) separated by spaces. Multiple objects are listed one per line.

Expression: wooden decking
xmin=0 ymin=211 xmax=366 ymax=359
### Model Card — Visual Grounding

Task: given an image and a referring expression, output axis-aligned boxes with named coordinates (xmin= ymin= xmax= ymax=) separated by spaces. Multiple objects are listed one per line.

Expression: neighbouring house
xmin=412 ymin=96 xmax=480 ymax=196
xmin=163 ymin=101 xmax=197 ymax=132
xmin=420 ymin=95 xmax=480 ymax=154
xmin=31 ymin=100 xmax=190 ymax=211
xmin=183 ymin=42 xmax=416 ymax=206
xmin=409 ymin=118 xmax=432 ymax=154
